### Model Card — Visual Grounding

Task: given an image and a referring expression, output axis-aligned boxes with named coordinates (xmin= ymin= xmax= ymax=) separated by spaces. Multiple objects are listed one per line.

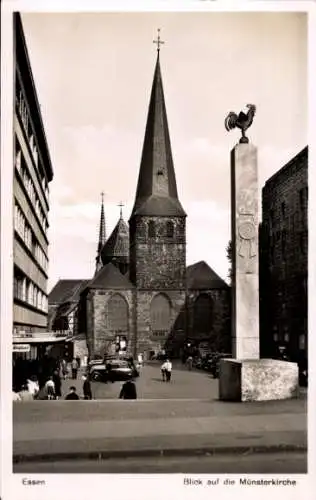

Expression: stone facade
xmin=259 ymin=147 xmax=308 ymax=366
xmin=90 ymin=289 xmax=134 ymax=355
xmin=260 ymin=147 xmax=308 ymax=370
xmin=219 ymin=358 xmax=299 ymax=402
xmin=130 ymin=216 xmax=186 ymax=289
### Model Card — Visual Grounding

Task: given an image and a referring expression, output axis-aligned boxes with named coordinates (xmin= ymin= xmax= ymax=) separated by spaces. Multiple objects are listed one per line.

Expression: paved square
xmin=60 ymin=362 xmax=218 ymax=400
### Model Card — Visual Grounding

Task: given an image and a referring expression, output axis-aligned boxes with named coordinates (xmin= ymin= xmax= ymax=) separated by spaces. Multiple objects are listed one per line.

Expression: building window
xmin=106 ymin=293 xmax=129 ymax=332
xmin=273 ymin=332 xmax=278 ymax=342
xmin=166 ymin=221 xmax=174 ymax=238
xmin=269 ymin=209 xmax=275 ymax=228
xmin=299 ymin=187 xmax=308 ymax=211
xmin=148 ymin=220 xmax=156 ymax=238
xmin=150 ymin=293 xmax=171 ymax=333
xmin=281 ymin=231 xmax=286 ymax=260
xmin=193 ymin=294 xmax=213 ymax=335
xmin=299 ymin=334 xmax=306 ymax=350
xmin=270 ymin=245 xmax=275 ymax=265
xmin=15 ymin=150 xmax=21 ymax=174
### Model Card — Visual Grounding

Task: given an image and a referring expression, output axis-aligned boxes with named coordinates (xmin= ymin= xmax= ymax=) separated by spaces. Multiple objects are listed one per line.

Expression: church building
xmin=76 ymin=45 xmax=231 ymax=360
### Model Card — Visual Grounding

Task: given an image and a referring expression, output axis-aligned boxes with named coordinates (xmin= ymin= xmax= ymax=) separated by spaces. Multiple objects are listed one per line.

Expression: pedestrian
xmin=119 ymin=379 xmax=137 ymax=400
xmin=44 ymin=376 xmax=56 ymax=400
xmin=164 ymin=359 xmax=172 ymax=382
xmin=18 ymin=383 xmax=34 ymax=401
xmin=27 ymin=376 xmax=39 ymax=398
xmin=160 ymin=361 xmax=167 ymax=382
xmin=186 ymin=355 xmax=193 ymax=371
xmin=65 ymin=386 xmax=80 ymax=400
xmin=82 ymin=375 xmax=92 ymax=400
xmin=71 ymin=358 xmax=79 ymax=379
xmin=61 ymin=358 xmax=68 ymax=379
xmin=53 ymin=370 xmax=62 ymax=400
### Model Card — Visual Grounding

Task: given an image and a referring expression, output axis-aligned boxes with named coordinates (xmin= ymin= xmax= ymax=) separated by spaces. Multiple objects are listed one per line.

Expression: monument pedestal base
xmin=219 ymin=358 xmax=299 ymax=402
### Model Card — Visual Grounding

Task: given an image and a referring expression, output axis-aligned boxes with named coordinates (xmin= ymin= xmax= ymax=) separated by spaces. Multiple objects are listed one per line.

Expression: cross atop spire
xmin=118 ymin=201 xmax=124 ymax=219
xmin=153 ymin=28 xmax=165 ymax=53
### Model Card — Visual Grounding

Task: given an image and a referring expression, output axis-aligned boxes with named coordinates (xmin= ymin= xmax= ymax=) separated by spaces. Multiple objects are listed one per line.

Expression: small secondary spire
xmin=118 ymin=201 xmax=124 ymax=219
xmin=95 ymin=191 xmax=106 ymax=275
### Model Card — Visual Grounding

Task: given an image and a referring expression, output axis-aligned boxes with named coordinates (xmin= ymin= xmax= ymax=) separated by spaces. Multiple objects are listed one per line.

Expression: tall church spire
xmin=95 ymin=192 xmax=106 ymax=274
xmin=131 ymin=32 xmax=186 ymax=218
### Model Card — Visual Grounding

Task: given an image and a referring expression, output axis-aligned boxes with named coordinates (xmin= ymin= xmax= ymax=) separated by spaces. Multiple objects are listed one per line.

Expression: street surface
xmin=55 ymin=361 xmax=218 ymax=400
xmin=13 ymin=363 xmax=307 ymax=475
xmin=14 ymin=452 xmax=307 ymax=474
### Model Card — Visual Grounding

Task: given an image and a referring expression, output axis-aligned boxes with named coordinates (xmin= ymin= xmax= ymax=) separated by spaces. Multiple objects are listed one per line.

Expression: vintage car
xmin=89 ymin=359 xmax=139 ymax=382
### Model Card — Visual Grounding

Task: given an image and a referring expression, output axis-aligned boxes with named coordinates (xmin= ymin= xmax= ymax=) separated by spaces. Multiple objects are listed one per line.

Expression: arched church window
xmin=107 ymin=293 xmax=129 ymax=332
xmin=166 ymin=221 xmax=174 ymax=238
xmin=148 ymin=220 xmax=156 ymax=238
xmin=193 ymin=294 xmax=213 ymax=334
xmin=150 ymin=293 xmax=171 ymax=331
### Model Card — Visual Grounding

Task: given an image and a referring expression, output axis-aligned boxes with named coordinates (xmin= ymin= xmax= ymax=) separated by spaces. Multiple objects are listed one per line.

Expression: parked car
xmin=89 ymin=359 xmax=139 ymax=383
xmin=204 ymin=353 xmax=232 ymax=378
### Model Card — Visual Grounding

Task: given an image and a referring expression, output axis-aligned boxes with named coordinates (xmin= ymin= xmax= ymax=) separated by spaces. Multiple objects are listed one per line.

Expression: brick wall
xmin=135 ymin=290 xmax=186 ymax=358
xmin=260 ymin=147 xmax=308 ymax=362
xmin=130 ymin=215 xmax=186 ymax=289
xmin=91 ymin=289 xmax=134 ymax=357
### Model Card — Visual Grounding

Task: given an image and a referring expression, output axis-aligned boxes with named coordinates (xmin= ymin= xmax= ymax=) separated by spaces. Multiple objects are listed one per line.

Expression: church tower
xmin=129 ymin=32 xmax=187 ymax=355
xmin=130 ymin=35 xmax=186 ymax=289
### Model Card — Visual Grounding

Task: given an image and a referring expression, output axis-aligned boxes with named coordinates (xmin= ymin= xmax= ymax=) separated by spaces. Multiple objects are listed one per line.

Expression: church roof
xmin=131 ymin=52 xmax=186 ymax=218
xmin=49 ymin=279 xmax=89 ymax=305
xmin=101 ymin=216 xmax=129 ymax=265
xmin=186 ymin=261 xmax=229 ymax=290
xmin=86 ymin=262 xmax=134 ymax=290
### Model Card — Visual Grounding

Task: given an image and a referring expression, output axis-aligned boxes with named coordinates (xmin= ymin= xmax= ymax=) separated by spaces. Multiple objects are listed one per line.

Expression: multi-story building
xmin=259 ymin=147 xmax=308 ymax=368
xmin=13 ymin=13 xmax=53 ymax=336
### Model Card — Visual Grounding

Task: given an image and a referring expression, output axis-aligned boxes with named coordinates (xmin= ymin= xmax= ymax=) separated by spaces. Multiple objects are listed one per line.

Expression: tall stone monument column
xmin=219 ymin=105 xmax=299 ymax=402
xmin=231 ymin=143 xmax=259 ymax=360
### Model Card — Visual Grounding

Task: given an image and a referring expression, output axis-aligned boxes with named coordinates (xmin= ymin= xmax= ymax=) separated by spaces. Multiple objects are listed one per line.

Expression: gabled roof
xmin=101 ymin=216 xmax=129 ymax=264
xmin=86 ymin=262 xmax=134 ymax=290
xmin=49 ymin=279 xmax=89 ymax=305
xmin=186 ymin=261 xmax=229 ymax=290
xmin=131 ymin=53 xmax=186 ymax=218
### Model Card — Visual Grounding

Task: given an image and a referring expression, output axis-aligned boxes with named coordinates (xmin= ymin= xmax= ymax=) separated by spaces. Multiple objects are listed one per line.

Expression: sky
xmin=20 ymin=11 xmax=307 ymax=292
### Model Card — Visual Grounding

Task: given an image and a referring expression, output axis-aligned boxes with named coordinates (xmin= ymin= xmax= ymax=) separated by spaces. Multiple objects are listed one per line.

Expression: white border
xmin=1 ymin=1 xmax=315 ymax=499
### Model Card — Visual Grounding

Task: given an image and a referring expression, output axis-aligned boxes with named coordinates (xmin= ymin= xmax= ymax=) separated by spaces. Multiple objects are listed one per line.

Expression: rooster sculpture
xmin=225 ymin=104 xmax=256 ymax=143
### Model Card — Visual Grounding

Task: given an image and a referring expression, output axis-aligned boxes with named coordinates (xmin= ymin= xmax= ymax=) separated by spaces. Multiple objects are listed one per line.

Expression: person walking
xmin=164 ymin=359 xmax=172 ymax=382
xmin=161 ymin=361 xmax=167 ymax=382
xmin=71 ymin=358 xmax=79 ymax=380
xmin=61 ymin=358 xmax=68 ymax=380
xmin=186 ymin=355 xmax=193 ymax=371
xmin=65 ymin=386 xmax=80 ymax=400
xmin=44 ymin=376 xmax=56 ymax=400
xmin=27 ymin=376 xmax=39 ymax=399
xmin=82 ymin=375 xmax=92 ymax=400
xmin=18 ymin=383 xmax=34 ymax=401
xmin=119 ymin=379 xmax=137 ymax=400
xmin=53 ymin=370 xmax=62 ymax=400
